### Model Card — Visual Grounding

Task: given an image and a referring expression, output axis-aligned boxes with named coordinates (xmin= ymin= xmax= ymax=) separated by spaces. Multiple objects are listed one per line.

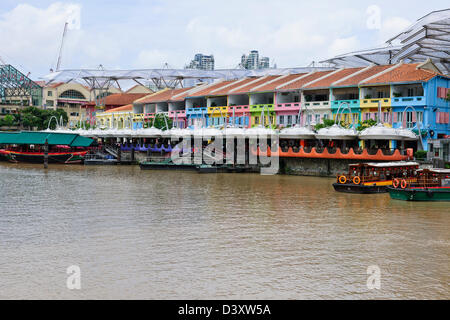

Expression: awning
xmin=0 ymin=131 xmax=94 ymax=147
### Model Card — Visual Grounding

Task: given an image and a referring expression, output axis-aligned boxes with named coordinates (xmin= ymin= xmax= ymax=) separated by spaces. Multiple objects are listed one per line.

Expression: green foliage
xmin=414 ymin=150 xmax=427 ymax=160
xmin=314 ymin=119 xmax=339 ymax=131
xmin=18 ymin=107 xmax=69 ymax=130
xmin=149 ymin=115 xmax=173 ymax=130
xmin=74 ymin=121 xmax=96 ymax=130
xmin=356 ymin=119 xmax=377 ymax=131
xmin=0 ymin=114 xmax=17 ymax=127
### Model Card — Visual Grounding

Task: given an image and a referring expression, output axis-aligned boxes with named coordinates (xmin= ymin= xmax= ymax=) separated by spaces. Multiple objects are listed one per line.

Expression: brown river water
xmin=0 ymin=162 xmax=448 ymax=299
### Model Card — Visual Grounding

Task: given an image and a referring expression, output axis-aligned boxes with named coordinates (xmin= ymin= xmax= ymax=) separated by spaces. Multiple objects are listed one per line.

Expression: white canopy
xmin=359 ymin=124 xmax=418 ymax=141
xmin=315 ymin=124 xmax=358 ymax=140
xmin=279 ymin=125 xmax=316 ymax=139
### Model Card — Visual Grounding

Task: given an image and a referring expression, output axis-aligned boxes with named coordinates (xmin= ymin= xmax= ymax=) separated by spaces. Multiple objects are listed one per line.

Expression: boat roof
xmin=0 ymin=131 xmax=94 ymax=147
xmin=349 ymin=161 xmax=419 ymax=167
xmin=418 ymin=168 xmax=450 ymax=174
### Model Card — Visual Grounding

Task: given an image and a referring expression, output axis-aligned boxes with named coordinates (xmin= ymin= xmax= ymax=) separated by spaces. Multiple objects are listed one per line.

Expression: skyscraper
xmin=240 ymin=50 xmax=270 ymax=70
xmin=186 ymin=53 xmax=215 ymax=71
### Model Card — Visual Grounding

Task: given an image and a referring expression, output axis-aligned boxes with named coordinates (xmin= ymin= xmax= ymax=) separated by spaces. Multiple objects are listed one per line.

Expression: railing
xmin=249 ymin=104 xmax=275 ymax=112
xmin=331 ymin=100 xmax=359 ymax=109
xmin=228 ymin=105 xmax=250 ymax=113
xmin=186 ymin=107 xmax=207 ymax=115
xmin=275 ymin=102 xmax=301 ymax=111
xmin=169 ymin=110 xmax=186 ymax=118
xmin=207 ymin=106 xmax=228 ymax=115
xmin=360 ymin=98 xmax=391 ymax=107
xmin=391 ymin=96 xmax=425 ymax=106
xmin=303 ymin=101 xmax=330 ymax=109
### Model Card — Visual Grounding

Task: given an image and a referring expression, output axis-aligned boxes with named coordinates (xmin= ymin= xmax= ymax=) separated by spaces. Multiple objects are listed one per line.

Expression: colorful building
xmin=96 ymin=60 xmax=449 ymax=152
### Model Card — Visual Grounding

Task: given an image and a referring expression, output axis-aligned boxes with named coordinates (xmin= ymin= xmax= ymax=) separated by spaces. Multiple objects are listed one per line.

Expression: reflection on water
xmin=0 ymin=162 xmax=448 ymax=299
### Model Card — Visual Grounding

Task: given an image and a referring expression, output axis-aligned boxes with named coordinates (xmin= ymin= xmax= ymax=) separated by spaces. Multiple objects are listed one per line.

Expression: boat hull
xmin=333 ymin=183 xmax=388 ymax=194
xmin=387 ymin=187 xmax=450 ymax=201
xmin=0 ymin=150 xmax=87 ymax=164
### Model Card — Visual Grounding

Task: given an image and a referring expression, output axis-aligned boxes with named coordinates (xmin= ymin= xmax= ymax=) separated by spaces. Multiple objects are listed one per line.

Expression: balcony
xmin=391 ymin=96 xmax=426 ymax=107
xmin=303 ymin=101 xmax=330 ymax=110
xmin=360 ymin=98 xmax=391 ymax=108
xmin=228 ymin=105 xmax=250 ymax=114
xmin=169 ymin=110 xmax=186 ymax=118
xmin=274 ymin=102 xmax=301 ymax=111
xmin=186 ymin=107 xmax=207 ymax=115
xmin=207 ymin=106 xmax=228 ymax=116
xmin=331 ymin=99 xmax=360 ymax=111
xmin=249 ymin=104 xmax=275 ymax=113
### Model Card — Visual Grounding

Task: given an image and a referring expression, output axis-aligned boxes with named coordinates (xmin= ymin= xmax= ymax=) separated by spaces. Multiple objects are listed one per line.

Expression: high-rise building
xmin=186 ymin=53 xmax=215 ymax=71
xmin=240 ymin=50 xmax=270 ymax=70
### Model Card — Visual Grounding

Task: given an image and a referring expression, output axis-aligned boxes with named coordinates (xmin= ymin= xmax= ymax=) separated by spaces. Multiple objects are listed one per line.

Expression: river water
xmin=0 ymin=162 xmax=448 ymax=299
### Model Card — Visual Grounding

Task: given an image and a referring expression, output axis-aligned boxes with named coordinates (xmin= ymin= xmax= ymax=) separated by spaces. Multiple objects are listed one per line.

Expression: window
xmin=397 ymin=112 xmax=403 ymax=123
xmin=407 ymin=88 xmax=414 ymax=97
xmin=287 ymin=115 xmax=292 ymax=125
xmin=307 ymin=114 xmax=312 ymax=123
xmin=60 ymin=90 xmax=86 ymax=100
xmin=46 ymin=100 xmax=54 ymax=107
xmin=279 ymin=116 xmax=284 ymax=124
xmin=254 ymin=116 xmax=259 ymax=125
xmin=315 ymin=114 xmax=321 ymax=124
xmin=364 ymin=113 xmax=370 ymax=121
xmin=406 ymin=111 xmax=413 ymax=128
xmin=383 ymin=112 xmax=389 ymax=123
xmin=48 ymin=91 xmax=52 ymax=97
xmin=417 ymin=111 xmax=423 ymax=123
xmin=323 ymin=114 xmax=329 ymax=120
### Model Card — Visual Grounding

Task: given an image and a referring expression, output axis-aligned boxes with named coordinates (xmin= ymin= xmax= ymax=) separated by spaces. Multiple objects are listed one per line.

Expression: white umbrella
xmin=279 ymin=125 xmax=316 ymax=139
xmin=359 ymin=123 xmax=417 ymax=141
xmin=315 ymin=124 xmax=358 ymax=140
xmin=245 ymin=126 xmax=278 ymax=138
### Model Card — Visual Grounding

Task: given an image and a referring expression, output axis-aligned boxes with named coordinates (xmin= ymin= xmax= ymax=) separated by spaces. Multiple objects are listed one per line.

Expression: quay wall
xmin=280 ymin=158 xmax=358 ymax=177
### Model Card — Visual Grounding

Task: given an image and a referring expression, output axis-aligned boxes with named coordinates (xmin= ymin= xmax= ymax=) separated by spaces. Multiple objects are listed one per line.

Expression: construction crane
xmin=54 ymin=22 xmax=68 ymax=72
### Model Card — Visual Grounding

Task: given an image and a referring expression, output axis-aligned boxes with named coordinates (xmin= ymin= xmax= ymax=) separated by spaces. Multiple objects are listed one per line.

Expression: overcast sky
xmin=0 ymin=0 xmax=448 ymax=79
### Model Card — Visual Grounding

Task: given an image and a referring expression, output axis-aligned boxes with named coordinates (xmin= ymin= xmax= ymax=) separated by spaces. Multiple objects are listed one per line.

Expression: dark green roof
xmin=0 ymin=131 xmax=94 ymax=147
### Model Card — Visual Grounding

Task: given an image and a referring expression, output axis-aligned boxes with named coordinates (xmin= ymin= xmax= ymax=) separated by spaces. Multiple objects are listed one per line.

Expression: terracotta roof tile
xmin=361 ymin=63 xmax=438 ymax=85
xmin=229 ymin=75 xmax=280 ymax=94
xmin=136 ymin=87 xmax=194 ymax=104
xmin=335 ymin=65 xmax=393 ymax=86
xmin=279 ymin=71 xmax=334 ymax=91
xmin=85 ymin=93 xmax=147 ymax=106
xmin=252 ymin=74 xmax=306 ymax=92
xmin=210 ymin=78 xmax=259 ymax=96
xmin=186 ymin=80 xmax=236 ymax=97
xmin=304 ymin=68 xmax=363 ymax=89
xmin=105 ymin=104 xmax=133 ymax=113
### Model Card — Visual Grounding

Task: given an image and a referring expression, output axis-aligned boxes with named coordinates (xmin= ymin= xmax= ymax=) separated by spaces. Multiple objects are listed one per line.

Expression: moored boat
xmin=387 ymin=168 xmax=450 ymax=201
xmin=333 ymin=161 xmax=419 ymax=194
xmin=0 ymin=131 xmax=94 ymax=164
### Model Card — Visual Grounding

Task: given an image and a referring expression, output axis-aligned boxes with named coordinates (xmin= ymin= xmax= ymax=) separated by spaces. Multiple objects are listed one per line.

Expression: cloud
xmin=0 ymin=2 xmax=82 ymax=73
xmin=328 ymin=36 xmax=360 ymax=57
xmin=380 ymin=16 xmax=412 ymax=44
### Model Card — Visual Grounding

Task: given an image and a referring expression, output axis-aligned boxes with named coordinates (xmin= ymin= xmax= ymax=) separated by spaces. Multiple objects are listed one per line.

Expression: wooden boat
xmin=387 ymin=168 xmax=450 ymax=201
xmin=0 ymin=147 xmax=88 ymax=164
xmin=0 ymin=131 xmax=94 ymax=164
xmin=333 ymin=161 xmax=419 ymax=194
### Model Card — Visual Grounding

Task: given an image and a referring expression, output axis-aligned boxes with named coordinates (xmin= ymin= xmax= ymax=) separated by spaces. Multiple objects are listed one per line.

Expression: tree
xmin=0 ymin=114 xmax=16 ymax=127
xmin=356 ymin=119 xmax=377 ymax=131
xmin=18 ymin=107 xmax=69 ymax=130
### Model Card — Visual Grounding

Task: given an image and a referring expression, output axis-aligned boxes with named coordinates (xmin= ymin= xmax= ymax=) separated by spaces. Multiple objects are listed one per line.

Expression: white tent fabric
xmin=321 ymin=9 xmax=450 ymax=74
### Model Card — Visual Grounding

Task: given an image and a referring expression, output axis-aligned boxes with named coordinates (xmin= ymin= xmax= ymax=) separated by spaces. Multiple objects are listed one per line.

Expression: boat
xmin=333 ymin=161 xmax=419 ymax=194
xmin=0 ymin=147 xmax=88 ymax=164
xmin=0 ymin=131 xmax=94 ymax=164
xmin=387 ymin=168 xmax=450 ymax=201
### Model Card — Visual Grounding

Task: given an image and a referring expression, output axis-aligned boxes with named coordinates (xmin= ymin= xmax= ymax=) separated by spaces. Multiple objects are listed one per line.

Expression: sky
xmin=0 ymin=0 xmax=448 ymax=80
